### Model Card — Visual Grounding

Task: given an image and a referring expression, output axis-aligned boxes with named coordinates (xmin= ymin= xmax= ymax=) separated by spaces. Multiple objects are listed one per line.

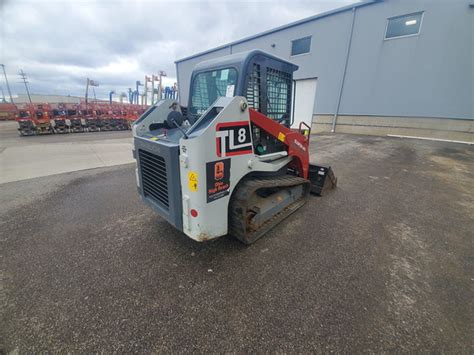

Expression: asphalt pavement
xmin=0 ymin=121 xmax=133 ymax=184
xmin=1 ymin=133 xmax=472 ymax=352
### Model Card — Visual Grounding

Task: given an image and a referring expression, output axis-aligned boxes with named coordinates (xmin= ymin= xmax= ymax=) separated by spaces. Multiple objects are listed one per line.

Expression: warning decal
xmin=277 ymin=132 xmax=286 ymax=143
xmin=188 ymin=171 xmax=198 ymax=192
xmin=206 ymin=158 xmax=231 ymax=203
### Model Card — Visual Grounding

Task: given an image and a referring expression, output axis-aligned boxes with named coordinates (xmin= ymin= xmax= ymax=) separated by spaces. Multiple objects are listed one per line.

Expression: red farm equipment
xmin=124 ymin=105 xmax=138 ymax=129
xmin=16 ymin=104 xmax=36 ymax=136
xmin=51 ymin=103 xmax=70 ymax=133
xmin=0 ymin=102 xmax=18 ymax=121
xmin=67 ymin=104 xmax=84 ymax=133
xmin=33 ymin=103 xmax=53 ymax=134
xmin=79 ymin=103 xmax=100 ymax=132
xmin=16 ymin=103 xmax=53 ymax=135
xmin=110 ymin=104 xmax=129 ymax=131
xmin=95 ymin=103 xmax=112 ymax=131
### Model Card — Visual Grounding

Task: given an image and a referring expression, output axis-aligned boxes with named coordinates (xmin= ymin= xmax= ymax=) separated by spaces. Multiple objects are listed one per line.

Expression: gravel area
xmin=1 ymin=133 xmax=472 ymax=352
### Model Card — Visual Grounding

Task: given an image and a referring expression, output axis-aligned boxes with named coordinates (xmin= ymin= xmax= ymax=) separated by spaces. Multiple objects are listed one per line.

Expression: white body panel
xmin=179 ymin=97 xmax=289 ymax=241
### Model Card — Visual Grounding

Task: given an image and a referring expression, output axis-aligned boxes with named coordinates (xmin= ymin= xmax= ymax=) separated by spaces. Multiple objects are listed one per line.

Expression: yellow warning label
xmin=188 ymin=171 xmax=198 ymax=192
xmin=150 ymin=137 xmax=158 ymax=141
xmin=277 ymin=132 xmax=286 ymax=142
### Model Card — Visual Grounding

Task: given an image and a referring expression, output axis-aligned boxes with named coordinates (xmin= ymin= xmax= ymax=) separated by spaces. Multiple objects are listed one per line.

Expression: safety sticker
xmin=188 ymin=171 xmax=198 ymax=192
xmin=150 ymin=137 xmax=159 ymax=141
xmin=277 ymin=132 xmax=286 ymax=143
xmin=206 ymin=159 xmax=231 ymax=203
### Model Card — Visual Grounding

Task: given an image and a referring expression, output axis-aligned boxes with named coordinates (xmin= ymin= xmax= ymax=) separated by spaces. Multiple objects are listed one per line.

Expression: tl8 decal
xmin=215 ymin=121 xmax=253 ymax=157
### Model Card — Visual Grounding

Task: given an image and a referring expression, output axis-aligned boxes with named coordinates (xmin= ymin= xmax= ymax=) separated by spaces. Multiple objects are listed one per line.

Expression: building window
xmin=385 ymin=12 xmax=424 ymax=39
xmin=291 ymin=36 xmax=311 ymax=56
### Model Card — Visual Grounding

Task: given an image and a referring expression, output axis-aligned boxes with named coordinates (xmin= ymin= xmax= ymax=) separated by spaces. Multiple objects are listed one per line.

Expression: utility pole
xmin=1 ymin=64 xmax=14 ymax=104
xmin=18 ymin=69 xmax=32 ymax=104
xmin=1 ymin=86 xmax=6 ymax=102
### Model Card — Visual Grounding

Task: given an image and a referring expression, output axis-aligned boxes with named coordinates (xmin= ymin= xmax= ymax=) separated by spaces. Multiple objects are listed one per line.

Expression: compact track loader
xmin=133 ymin=50 xmax=336 ymax=244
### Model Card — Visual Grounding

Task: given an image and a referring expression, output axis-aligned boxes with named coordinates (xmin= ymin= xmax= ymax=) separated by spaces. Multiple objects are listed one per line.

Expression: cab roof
xmin=191 ymin=50 xmax=298 ymax=74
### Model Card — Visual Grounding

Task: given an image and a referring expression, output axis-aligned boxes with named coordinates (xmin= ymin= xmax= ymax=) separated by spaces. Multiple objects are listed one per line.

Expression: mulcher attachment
xmin=308 ymin=164 xmax=337 ymax=196
xmin=229 ymin=175 xmax=311 ymax=244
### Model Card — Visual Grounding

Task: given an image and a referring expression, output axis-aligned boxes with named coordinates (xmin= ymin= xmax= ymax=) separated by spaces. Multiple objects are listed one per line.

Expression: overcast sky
xmin=1 ymin=0 xmax=355 ymax=100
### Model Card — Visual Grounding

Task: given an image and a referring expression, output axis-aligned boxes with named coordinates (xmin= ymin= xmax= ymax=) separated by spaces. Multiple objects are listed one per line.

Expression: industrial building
xmin=12 ymin=94 xmax=83 ymax=104
xmin=175 ymin=0 xmax=473 ymax=142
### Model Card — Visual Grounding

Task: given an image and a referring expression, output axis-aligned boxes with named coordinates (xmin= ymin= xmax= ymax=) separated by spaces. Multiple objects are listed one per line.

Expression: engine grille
xmin=138 ymin=149 xmax=169 ymax=209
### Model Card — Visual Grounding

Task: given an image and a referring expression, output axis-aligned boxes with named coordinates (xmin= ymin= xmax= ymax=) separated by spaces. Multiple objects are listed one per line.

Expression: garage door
xmin=292 ymin=78 xmax=317 ymax=129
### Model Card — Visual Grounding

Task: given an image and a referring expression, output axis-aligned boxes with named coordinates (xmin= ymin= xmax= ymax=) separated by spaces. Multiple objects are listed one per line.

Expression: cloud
xmin=1 ymin=0 xmax=355 ymax=100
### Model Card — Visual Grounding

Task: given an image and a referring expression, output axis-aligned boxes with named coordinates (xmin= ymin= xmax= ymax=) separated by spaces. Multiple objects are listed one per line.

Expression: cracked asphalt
xmin=1 ymin=133 xmax=473 ymax=352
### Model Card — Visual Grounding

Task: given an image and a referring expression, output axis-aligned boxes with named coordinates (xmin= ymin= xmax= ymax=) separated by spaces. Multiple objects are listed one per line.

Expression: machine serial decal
xmin=206 ymin=159 xmax=231 ymax=203
xmin=188 ymin=171 xmax=198 ymax=192
xmin=215 ymin=121 xmax=252 ymax=157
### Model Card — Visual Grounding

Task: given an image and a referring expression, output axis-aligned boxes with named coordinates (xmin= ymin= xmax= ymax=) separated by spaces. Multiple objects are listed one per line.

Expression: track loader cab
xmin=187 ymin=51 xmax=298 ymax=156
xmin=133 ymin=50 xmax=335 ymax=244
xmin=188 ymin=51 xmax=296 ymax=125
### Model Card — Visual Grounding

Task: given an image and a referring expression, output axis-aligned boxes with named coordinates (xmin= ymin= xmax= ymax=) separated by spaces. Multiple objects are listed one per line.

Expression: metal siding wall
xmin=175 ymin=12 xmax=353 ymax=112
xmin=230 ymin=11 xmax=352 ymax=116
xmin=340 ymin=0 xmax=473 ymax=119
xmin=176 ymin=0 xmax=473 ymax=119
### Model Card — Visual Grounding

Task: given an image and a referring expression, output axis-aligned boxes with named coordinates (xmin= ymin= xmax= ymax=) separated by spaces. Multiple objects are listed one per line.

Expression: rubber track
xmin=229 ymin=175 xmax=310 ymax=244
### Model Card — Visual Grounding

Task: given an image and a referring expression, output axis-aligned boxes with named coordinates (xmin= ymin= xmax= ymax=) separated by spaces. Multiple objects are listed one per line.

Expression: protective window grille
xmin=190 ymin=68 xmax=237 ymax=117
xmin=191 ymin=77 xmax=210 ymax=115
xmin=215 ymin=77 xmax=228 ymax=97
xmin=266 ymin=68 xmax=291 ymax=121
xmin=245 ymin=63 xmax=261 ymax=111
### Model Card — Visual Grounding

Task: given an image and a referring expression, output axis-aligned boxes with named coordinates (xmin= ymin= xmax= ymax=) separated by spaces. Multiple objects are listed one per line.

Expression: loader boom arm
xmin=249 ymin=108 xmax=310 ymax=179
